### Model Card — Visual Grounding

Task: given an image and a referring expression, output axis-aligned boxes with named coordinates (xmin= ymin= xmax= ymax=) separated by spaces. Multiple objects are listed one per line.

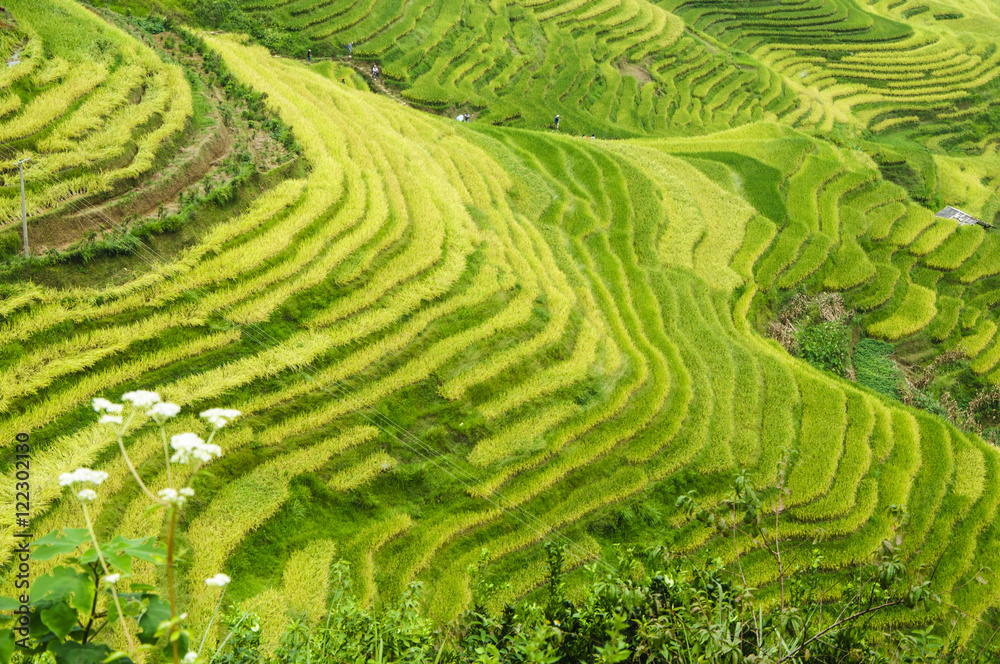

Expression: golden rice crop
xmin=327 ymin=451 xmax=398 ymax=491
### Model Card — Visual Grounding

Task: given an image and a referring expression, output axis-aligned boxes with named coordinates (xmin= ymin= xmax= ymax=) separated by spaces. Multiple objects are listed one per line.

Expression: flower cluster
xmin=169 ymin=433 xmax=222 ymax=465
xmin=76 ymin=489 xmax=98 ymax=503
xmin=158 ymin=487 xmax=195 ymax=507
xmin=59 ymin=468 xmax=109 ymax=487
xmin=122 ymin=390 xmax=162 ymax=407
xmin=205 ymin=573 xmax=231 ymax=587
xmin=147 ymin=401 xmax=181 ymax=421
xmin=200 ymin=408 xmax=241 ymax=429
xmin=93 ymin=398 xmax=123 ymax=413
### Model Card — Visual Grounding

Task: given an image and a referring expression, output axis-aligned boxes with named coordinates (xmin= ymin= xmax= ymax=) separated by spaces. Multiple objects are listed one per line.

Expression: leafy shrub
xmin=854 ymin=338 xmax=904 ymax=398
xmin=797 ymin=320 xmax=851 ymax=377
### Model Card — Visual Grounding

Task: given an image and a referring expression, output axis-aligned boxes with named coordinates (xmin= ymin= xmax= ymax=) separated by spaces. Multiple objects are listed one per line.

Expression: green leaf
xmin=30 ymin=566 xmax=93 ymax=611
xmin=162 ymin=631 xmax=189 ymax=661
xmin=0 ymin=597 xmax=19 ymax=611
xmin=107 ymin=536 xmax=166 ymax=565
xmin=41 ymin=601 xmax=77 ymax=640
xmin=104 ymin=550 xmax=132 ymax=575
xmin=137 ymin=596 xmax=171 ymax=645
xmin=50 ymin=641 xmax=114 ymax=664
xmin=31 ymin=529 xmax=91 ymax=560
xmin=0 ymin=630 xmax=14 ymax=664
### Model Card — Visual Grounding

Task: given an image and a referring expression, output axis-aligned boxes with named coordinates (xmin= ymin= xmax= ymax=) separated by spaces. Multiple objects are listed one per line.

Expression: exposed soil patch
xmin=33 ymin=121 xmax=234 ymax=251
xmin=616 ymin=61 xmax=652 ymax=86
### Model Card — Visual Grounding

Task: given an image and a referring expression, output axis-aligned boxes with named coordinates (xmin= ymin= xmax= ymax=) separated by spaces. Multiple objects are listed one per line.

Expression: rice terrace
xmin=5 ymin=0 xmax=1000 ymax=660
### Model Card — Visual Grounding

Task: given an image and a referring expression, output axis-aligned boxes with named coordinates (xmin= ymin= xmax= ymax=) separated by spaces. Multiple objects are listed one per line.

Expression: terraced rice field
xmin=235 ymin=0 xmax=1000 ymax=150
xmin=5 ymin=0 xmax=1000 ymax=650
xmin=0 ymin=0 xmax=192 ymax=230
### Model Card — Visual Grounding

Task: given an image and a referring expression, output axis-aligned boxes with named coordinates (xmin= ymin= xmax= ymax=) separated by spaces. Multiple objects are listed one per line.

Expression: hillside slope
xmin=5 ymin=7 xmax=1000 ymax=648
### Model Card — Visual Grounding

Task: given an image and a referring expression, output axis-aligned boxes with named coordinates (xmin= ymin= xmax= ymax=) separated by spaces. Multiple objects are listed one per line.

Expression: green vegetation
xmin=5 ymin=0 xmax=1000 ymax=658
xmin=854 ymin=338 xmax=903 ymax=398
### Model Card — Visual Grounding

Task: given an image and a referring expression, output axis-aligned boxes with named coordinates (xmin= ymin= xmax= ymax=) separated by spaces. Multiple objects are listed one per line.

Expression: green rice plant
xmin=958 ymin=233 xmax=1000 ymax=283
xmin=776 ymin=232 xmax=834 ymax=288
xmin=923 ymin=225 xmax=984 ymax=275
xmin=0 ymin=309 xmax=200 ymax=412
xmin=439 ymin=219 xmax=575 ymax=401
xmin=960 ymin=319 xmax=997 ymax=358
xmin=730 ymin=214 xmax=777 ymax=283
xmin=961 ymin=306 xmax=983 ymax=330
xmin=754 ymin=222 xmax=810 ymax=289
xmin=343 ymin=514 xmax=413 ymax=608
xmin=903 ymin=414 xmax=955 ymax=553
xmin=823 ymin=236 xmax=875 ymax=290
xmin=865 ymin=281 xmax=937 ymax=339
xmin=908 ymin=218 xmax=958 ymax=256
xmin=327 ymin=451 xmax=398 ymax=491
xmin=785 ymin=370 xmax=847 ymax=507
xmin=866 ymin=201 xmax=907 ymax=240
xmin=0 ymin=330 xmax=239 ymax=446
xmin=971 ymin=332 xmax=1000 ymax=374
xmin=251 ymin=539 xmax=338 ymax=654
xmin=0 ymin=61 xmax=107 ymax=142
xmin=0 ymin=93 xmax=21 ymax=118
xmin=281 ymin=539 xmax=339 ymax=621
xmin=186 ymin=427 xmax=377 ymax=628
xmin=886 ymin=204 xmax=937 ymax=247
xmin=468 ymin=402 xmax=579 ymax=467
xmin=928 ymin=295 xmax=963 ymax=341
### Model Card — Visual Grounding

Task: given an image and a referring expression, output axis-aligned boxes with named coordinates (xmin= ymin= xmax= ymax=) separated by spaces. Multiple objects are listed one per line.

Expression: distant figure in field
xmin=348 ymin=42 xmax=353 ymax=59
xmin=554 ymin=114 xmax=560 ymax=130
xmin=307 ymin=48 xmax=311 ymax=64
xmin=371 ymin=64 xmax=379 ymax=81
xmin=341 ymin=78 xmax=346 ymax=84
xmin=465 ymin=114 xmax=470 ymax=123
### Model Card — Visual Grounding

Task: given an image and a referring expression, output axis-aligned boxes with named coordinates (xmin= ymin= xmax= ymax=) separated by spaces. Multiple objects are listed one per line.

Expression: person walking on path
xmin=371 ymin=63 xmax=379 ymax=81
xmin=554 ymin=114 xmax=560 ymax=130
xmin=348 ymin=42 xmax=353 ymax=59
xmin=307 ymin=48 xmax=311 ymax=64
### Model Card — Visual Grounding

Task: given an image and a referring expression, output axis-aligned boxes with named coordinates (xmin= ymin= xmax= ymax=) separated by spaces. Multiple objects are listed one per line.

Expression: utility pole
xmin=16 ymin=157 xmax=29 ymax=257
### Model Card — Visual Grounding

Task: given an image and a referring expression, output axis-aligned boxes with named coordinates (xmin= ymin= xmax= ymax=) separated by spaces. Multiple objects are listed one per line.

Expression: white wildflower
xmin=158 ymin=488 xmax=187 ymax=507
xmin=104 ymin=573 xmax=120 ymax=584
xmin=59 ymin=468 xmax=109 ymax=487
xmin=180 ymin=487 xmax=195 ymax=498
xmin=77 ymin=489 xmax=97 ymax=502
xmin=199 ymin=408 xmax=242 ymax=429
xmin=169 ymin=432 xmax=221 ymax=465
xmin=205 ymin=573 xmax=231 ymax=587
xmin=92 ymin=398 xmax=123 ymax=413
xmin=121 ymin=390 xmax=161 ymax=407
xmin=99 ymin=414 xmax=123 ymax=425
xmin=147 ymin=402 xmax=181 ymax=421
xmin=183 ymin=652 xmax=198 ymax=664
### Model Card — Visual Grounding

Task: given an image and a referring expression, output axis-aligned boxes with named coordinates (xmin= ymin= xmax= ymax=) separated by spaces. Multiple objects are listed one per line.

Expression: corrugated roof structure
xmin=936 ymin=205 xmax=982 ymax=225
